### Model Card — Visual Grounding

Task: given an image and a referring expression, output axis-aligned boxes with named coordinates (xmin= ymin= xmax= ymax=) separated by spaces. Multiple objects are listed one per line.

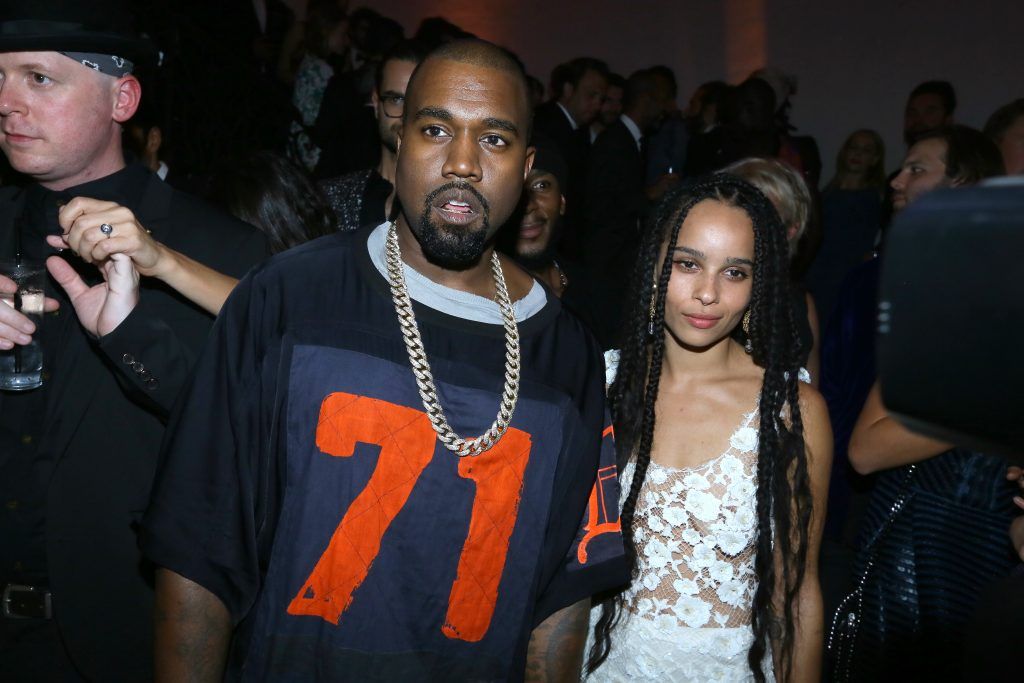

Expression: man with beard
xmin=320 ymin=41 xmax=427 ymax=230
xmin=507 ymin=140 xmax=610 ymax=349
xmin=143 ymin=39 xmax=628 ymax=682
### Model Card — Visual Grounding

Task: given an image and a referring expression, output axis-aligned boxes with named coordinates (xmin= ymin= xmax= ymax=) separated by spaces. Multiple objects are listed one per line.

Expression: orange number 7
xmin=287 ymin=392 xmax=533 ymax=643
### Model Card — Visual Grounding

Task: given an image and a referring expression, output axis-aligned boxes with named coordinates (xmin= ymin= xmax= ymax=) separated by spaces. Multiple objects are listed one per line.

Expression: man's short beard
xmin=412 ymin=182 xmax=492 ymax=270
xmin=515 ymin=228 xmax=560 ymax=272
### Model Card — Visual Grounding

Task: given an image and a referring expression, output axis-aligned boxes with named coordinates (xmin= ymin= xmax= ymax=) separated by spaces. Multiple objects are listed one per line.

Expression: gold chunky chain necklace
xmin=384 ymin=221 xmax=521 ymax=456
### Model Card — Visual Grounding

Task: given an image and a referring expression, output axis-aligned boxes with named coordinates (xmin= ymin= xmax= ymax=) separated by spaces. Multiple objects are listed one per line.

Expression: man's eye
xmin=532 ymin=180 xmax=550 ymax=191
xmin=31 ymin=72 xmax=52 ymax=85
xmin=482 ymin=134 xmax=507 ymax=147
xmin=423 ymin=125 xmax=448 ymax=138
xmin=387 ymin=95 xmax=404 ymax=106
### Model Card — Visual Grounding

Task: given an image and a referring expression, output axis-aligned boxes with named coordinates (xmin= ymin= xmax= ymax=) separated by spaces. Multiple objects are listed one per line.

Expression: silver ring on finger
xmin=99 ymin=223 xmax=114 ymax=238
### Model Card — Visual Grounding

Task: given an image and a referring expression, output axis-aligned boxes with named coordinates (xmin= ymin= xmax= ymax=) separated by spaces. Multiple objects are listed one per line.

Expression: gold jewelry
xmin=551 ymin=260 xmax=569 ymax=293
xmin=385 ymin=221 xmax=521 ymax=457
xmin=742 ymin=309 xmax=753 ymax=354
xmin=647 ymin=283 xmax=657 ymax=337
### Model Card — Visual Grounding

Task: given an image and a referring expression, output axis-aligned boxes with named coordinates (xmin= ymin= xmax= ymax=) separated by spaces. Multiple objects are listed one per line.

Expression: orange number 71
xmin=287 ymin=392 xmax=533 ymax=642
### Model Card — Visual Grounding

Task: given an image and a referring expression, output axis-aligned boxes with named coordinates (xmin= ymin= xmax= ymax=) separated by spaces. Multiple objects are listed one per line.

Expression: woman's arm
xmin=49 ymin=197 xmax=239 ymax=316
xmin=774 ymin=384 xmax=832 ymax=682
xmin=847 ymin=381 xmax=952 ymax=475
xmin=804 ymin=293 xmax=821 ymax=388
xmin=148 ymin=245 xmax=238 ymax=316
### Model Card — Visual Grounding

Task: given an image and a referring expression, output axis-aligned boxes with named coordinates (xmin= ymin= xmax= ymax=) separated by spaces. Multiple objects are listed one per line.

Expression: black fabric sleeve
xmin=531 ymin=350 xmax=630 ymax=626
xmin=141 ymin=272 xmax=271 ymax=624
xmin=97 ymin=295 xmax=201 ymax=415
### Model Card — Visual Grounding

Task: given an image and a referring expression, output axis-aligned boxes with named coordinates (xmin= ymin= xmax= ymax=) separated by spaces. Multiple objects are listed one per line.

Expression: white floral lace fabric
xmin=587 ymin=407 xmax=774 ymax=681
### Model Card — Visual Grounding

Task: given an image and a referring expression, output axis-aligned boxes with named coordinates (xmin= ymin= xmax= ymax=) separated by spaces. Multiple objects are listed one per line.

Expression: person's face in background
xmin=563 ymin=68 xmax=607 ymax=126
xmin=997 ymin=114 xmax=1024 ymax=175
xmin=904 ymin=92 xmax=951 ymax=145
xmin=373 ymin=58 xmax=418 ymax=154
xmin=842 ymin=131 xmax=880 ymax=175
xmin=515 ymin=169 xmax=564 ymax=268
xmin=890 ymin=137 xmax=952 ymax=211
xmin=598 ymin=84 xmax=623 ymax=127
xmin=0 ymin=51 xmax=134 ymax=189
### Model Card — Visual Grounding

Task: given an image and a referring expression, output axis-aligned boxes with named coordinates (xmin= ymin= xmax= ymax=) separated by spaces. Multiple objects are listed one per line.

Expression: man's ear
xmin=523 ymin=146 xmax=536 ymax=180
xmin=112 ymin=75 xmax=141 ymax=123
xmin=371 ymin=88 xmax=381 ymax=122
xmin=560 ymin=82 xmax=574 ymax=103
xmin=559 ymin=194 xmax=566 ymax=216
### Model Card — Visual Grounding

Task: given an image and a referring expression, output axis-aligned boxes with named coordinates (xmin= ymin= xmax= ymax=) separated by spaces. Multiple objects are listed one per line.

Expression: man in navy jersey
xmin=144 ymin=39 xmax=627 ymax=681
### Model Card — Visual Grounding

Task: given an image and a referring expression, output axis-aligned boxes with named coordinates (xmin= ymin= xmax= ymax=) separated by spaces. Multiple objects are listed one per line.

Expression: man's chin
xmin=413 ymin=215 xmax=490 ymax=271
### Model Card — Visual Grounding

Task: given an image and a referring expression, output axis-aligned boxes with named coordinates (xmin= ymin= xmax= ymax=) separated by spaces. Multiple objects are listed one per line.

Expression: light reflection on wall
xmin=723 ymin=0 xmax=767 ymax=82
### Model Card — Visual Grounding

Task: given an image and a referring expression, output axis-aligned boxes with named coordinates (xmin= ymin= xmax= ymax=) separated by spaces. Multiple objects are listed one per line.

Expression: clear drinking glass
xmin=0 ymin=260 xmax=46 ymax=391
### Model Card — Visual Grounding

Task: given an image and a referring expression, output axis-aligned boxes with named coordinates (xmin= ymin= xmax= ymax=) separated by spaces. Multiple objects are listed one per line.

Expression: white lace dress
xmin=588 ymin=407 xmax=774 ymax=682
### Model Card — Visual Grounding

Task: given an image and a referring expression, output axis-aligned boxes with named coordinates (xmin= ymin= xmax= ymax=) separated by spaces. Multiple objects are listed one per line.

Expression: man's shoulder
xmin=594 ymin=120 xmax=633 ymax=148
xmin=319 ymin=168 xmax=374 ymax=195
xmin=534 ymin=102 xmax=572 ymax=136
xmin=248 ymin=229 xmax=356 ymax=286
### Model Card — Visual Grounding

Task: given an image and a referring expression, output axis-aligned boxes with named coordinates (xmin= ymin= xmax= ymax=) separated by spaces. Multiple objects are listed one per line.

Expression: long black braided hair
xmin=587 ymin=174 xmax=813 ymax=681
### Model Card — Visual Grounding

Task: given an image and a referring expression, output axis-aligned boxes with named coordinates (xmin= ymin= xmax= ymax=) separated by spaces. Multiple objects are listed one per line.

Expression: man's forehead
xmin=0 ymin=50 xmax=67 ymax=68
xmin=409 ymin=58 xmax=529 ymax=121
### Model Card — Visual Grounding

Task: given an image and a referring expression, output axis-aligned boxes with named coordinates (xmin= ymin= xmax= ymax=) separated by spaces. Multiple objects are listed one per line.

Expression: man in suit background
xmin=533 ymin=57 xmax=609 ymax=254
xmin=581 ymin=68 xmax=674 ymax=345
xmin=0 ymin=2 xmax=266 ymax=679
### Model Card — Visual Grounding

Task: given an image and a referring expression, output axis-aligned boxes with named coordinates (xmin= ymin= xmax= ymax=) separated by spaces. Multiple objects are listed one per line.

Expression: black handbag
xmin=827 ymin=451 xmax=1019 ymax=682
xmin=827 ymin=465 xmax=916 ymax=682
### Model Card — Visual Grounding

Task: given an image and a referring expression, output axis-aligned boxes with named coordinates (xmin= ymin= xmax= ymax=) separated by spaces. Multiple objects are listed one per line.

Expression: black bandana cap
xmin=60 ymin=51 xmax=133 ymax=77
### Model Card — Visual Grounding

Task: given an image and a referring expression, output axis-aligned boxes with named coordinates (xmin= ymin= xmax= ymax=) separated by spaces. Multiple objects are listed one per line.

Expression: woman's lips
xmin=683 ymin=314 xmax=721 ymax=329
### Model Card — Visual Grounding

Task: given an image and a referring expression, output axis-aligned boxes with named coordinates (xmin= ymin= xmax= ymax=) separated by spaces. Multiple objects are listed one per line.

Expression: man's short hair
xmin=404 ymin=39 xmax=534 ymax=138
xmin=606 ymin=73 xmax=626 ymax=92
xmin=622 ymin=68 xmax=665 ymax=111
xmin=645 ymin=65 xmax=677 ymax=101
xmin=549 ymin=57 xmax=609 ymax=98
xmin=917 ymin=124 xmax=1005 ymax=183
xmin=984 ymin=99 xmax=1024 ymax=144
xmin=374 ymin=40 xmax=429 ymax=93
xmin=909 ymin=80 xmax=957 ymax=116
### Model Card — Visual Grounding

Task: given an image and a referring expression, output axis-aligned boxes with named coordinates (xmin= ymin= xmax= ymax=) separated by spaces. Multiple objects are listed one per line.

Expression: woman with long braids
xmin=587 ymin=175 xmax=832 ymax=681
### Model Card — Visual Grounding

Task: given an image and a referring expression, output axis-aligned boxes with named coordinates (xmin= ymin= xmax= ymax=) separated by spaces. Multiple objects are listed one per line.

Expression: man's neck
xmin=377 ymin=148 xmax=398 ymax=216
xmin=38 ymin=145 xmax=127 ymax=192
xmin=526 ymin=260 xmax=563 ymax=297
xmin=555 ymin=101 xmax=578 ymax=130
xmin=377 ymin=147 xmax=398 ymax=186
xmin=395 ymin=216 xmax=500 ymax=300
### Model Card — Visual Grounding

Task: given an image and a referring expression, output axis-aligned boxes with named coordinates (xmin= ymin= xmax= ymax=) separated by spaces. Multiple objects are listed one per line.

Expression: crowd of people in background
xmin=1 ymin=1 xmax=1022 ymax=682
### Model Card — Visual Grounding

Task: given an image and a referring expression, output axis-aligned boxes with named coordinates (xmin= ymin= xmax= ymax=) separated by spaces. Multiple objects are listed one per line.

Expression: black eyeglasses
xmin=380 ymin=94 xmax=405 ymax=118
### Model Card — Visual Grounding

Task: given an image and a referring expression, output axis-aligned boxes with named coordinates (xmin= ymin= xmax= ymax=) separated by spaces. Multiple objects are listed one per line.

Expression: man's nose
xmin=442 ymin=135 xmax=482 ymax=181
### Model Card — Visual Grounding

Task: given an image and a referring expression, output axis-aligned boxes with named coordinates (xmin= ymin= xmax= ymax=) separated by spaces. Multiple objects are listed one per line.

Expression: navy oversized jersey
xmin=143 ymin=228 xmax=628 ymax=681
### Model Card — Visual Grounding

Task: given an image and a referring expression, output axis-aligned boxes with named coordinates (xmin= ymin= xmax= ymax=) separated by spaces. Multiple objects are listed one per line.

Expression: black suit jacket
xmin=582 ymin=119 xmax=645 ymax=283
xmin=533 ymin=102 xmax=590 ymax=244
xmin=0 ymin=166 xmax=268 ymax=680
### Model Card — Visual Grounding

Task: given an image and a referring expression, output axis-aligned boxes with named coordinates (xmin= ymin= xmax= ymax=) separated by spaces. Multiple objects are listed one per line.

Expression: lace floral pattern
xmin=588 ymin=407 xmax=774 ymax=681
xmin=624 ymin=408 xmax=760 ymax=631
